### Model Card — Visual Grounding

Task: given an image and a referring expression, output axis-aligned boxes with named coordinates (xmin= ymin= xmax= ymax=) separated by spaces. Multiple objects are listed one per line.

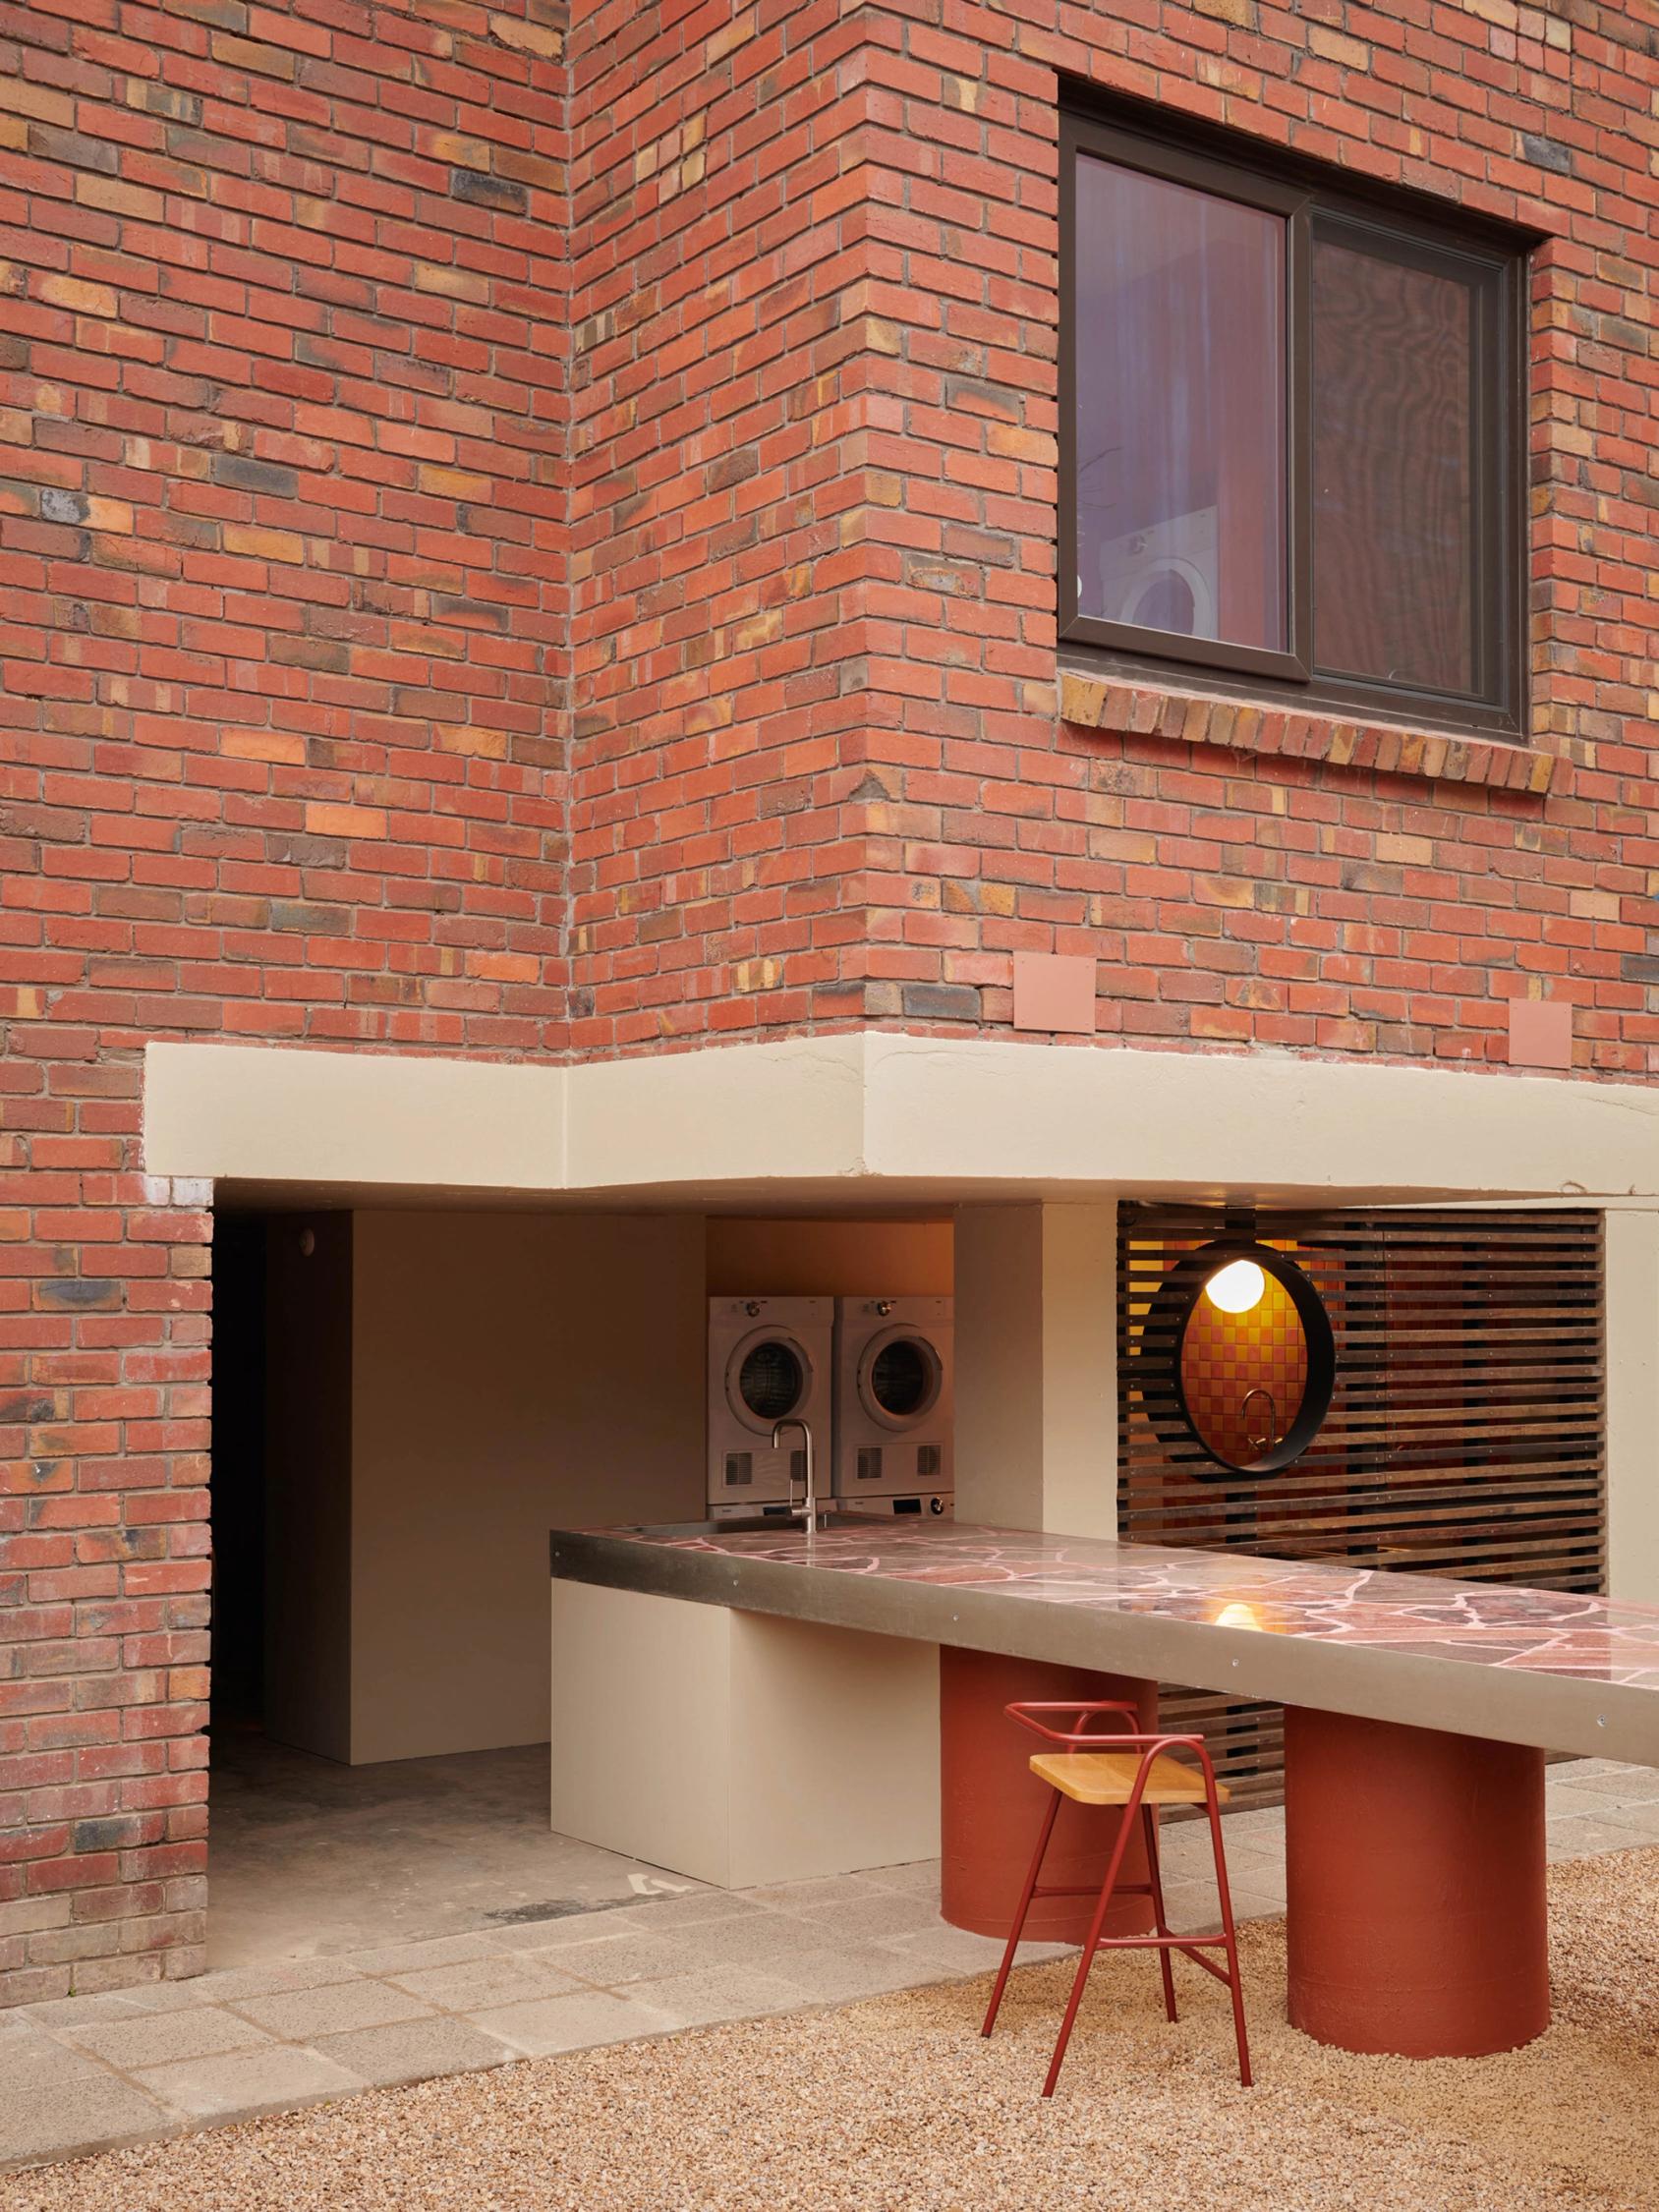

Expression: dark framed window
xmin=1059 ymin=107 xmax=1528 ymax=738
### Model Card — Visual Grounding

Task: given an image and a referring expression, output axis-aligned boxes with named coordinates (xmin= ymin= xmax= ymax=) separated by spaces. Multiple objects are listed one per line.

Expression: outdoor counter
xmin=549 ymin=1517 xmax=1659 ymax=2060
xmin=549 ymin=1517 xmax=1659 ymax=1766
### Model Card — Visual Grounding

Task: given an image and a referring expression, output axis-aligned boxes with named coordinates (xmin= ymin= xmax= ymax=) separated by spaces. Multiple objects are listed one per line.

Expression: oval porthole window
xmin=1139 ymin=1240 xmax=1336 ymax=1480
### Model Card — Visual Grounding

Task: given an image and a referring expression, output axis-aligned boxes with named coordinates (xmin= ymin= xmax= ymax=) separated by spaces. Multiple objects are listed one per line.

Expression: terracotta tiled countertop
xmin=549 ymin=1520 xmax=1659 ymax=1767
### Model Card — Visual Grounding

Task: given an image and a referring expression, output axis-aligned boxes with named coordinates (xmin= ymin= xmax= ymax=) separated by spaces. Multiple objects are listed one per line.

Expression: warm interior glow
xmin=1204 ymin=1259 xmax=1266 ymax=1314
xmin=1214 ymin=1600 xmax=1263 ymax=1632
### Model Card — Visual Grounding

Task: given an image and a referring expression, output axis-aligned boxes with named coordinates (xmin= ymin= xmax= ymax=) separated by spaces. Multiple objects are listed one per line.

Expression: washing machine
xmin=707 ymin=1296 xmax=833 ymax=1518
xmin=832 ymin=1295 xmax=953 ymax=1517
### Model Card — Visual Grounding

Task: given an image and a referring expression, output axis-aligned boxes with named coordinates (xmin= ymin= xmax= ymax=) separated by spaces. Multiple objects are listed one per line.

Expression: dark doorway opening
xmin=209 ymin=1211 xmax=266 ymax=1730
xmin=203 ymin=1208 xmax=681 ymax=1971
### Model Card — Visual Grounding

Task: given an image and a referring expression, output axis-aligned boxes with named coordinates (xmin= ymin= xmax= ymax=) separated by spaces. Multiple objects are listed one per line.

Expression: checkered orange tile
xmin=1180 ymin=1268 xmax=1308 ymax=1467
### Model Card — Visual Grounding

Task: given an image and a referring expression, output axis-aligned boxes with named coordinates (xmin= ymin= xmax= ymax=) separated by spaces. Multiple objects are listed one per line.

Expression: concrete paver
xmin=879 ymin=1922 xmax=1067 ymax=1977
xmin=628 ymin=1963 xmax=807 ymax=2029
xmin=383 ymin=1954 xmax=582 ymax=2013
xmin=1 ymin=1757 xmax=1650 ymax=2176
xmin=56 ymin=2010 xmax=271 ymax=2072
xmin=781 ymin=1944 xmax=952 ymax=2004
xmin=527 ymin=1929 xmax=706 ymax=1988
xmin=231 ymin=1980 xmax=435 ymax=2042
xmin=467 ymin=1987 xmax=679 ymax=2058
xmin=789 ymin=1890 xmax=955 ymax=1943
xmin=132 ymin=2045 xmax=366 ymax=2127
xmin=1546 ymin=1813 xmax=1658 ymax=1862
xmin=610 ymin=1889 xmax=772 ymax=1930
xmin=669 ymin=1912 xmax=837 ymax=1973
xmin=182 ymin=1957 xmax=364 ymax=2007
xmin=0 ymin=2037 xmax=171 ymax=2169
xmin=741 ymin=1873 xmax=898 ymax=1912
xmin=340 ymin=1932 xmax=504 ymax=1977
xmin=311 ymin=2015 xmax=518 ymax=2088
xmin=1571 ymin=1765 xmax=1659 ymax=1800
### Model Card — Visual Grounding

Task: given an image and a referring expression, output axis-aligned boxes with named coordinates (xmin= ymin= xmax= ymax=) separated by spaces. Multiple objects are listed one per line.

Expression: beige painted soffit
xmin=561 ymin=1033 xmax=870 ymax=1192
xmin=143 ymin=1035 xmax=1659 ymax=1204
xmin=143 ymin=1041 xmax=568 ymax=1192
xmin=859 ymin=1035 xmax=1659 ymax=1202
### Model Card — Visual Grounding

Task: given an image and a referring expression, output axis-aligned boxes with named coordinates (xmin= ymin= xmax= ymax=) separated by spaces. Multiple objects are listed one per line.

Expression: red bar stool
xmin=980 ymin=1700 xmax=1252 ymax=2093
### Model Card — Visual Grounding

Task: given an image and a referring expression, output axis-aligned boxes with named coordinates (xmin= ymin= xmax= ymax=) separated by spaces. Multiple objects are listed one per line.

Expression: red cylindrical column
xmin=939 ymin=1646 xmax=1158 ymax=1941
xmin=1284 ymin=1705 xmax=1549 ymax=2057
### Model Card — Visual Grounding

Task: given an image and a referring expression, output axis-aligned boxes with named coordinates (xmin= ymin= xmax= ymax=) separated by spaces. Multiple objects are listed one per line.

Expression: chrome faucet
xmin=1241 ymin=1387 xmax=1280 ymax=1454
xmin=771 ymin=1417 xmax=827 ymax=1531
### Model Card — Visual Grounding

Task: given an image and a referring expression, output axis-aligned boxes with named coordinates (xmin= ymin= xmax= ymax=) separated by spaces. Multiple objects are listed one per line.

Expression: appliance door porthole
xmin=857 ymin=1329 xmax=942 ymax=1431
xmin=726 ymin=1332 xmax=811 ymax=1436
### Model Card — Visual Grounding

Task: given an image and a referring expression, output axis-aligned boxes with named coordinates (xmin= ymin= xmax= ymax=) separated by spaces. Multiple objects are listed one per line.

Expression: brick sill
xmin=1058 ymin=669 xmax=1560 ymax=796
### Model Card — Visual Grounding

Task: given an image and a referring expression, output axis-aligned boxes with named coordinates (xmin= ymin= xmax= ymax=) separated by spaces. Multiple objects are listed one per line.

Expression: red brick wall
xmin=831 ymin=0 xmax=1657 ymax=1073
xmin=2 ymin=0 xmax=1655 ymax=1996
xmin=561 ymin=0 xmax=1655 ymax=1072
xmin=0 ymin=0 xmax=567 ymax=1999
xmin=562 ymin=0 xmax=874 ymax=1049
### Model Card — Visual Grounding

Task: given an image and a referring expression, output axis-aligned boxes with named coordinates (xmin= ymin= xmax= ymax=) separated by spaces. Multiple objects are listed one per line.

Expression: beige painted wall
xmin=1606 ymin=1210 xmax=1659 ymax=1611
xmin=262 ymin=1212 xmax=354 ymax=1763
xmin=953 ymin=1201 xmax=1118 ymax=1539
xmin=260 ymin=1208 xmax=957 ymax=1768
xmin=706 ymin=1217 xmax=951 ymax=1296
xmin=550 ymin=1580 xmax=733 ymax=1880
xmin=725 ymin=1611 xmax=940 ymax=1887
xmin=550 ymin=1580 xmax=940 ymax=1886
xmin=347 ymin=1211 xmax=707 ymax=1763
xmin=953 ymin=1207 xmax=1046 ymax=1530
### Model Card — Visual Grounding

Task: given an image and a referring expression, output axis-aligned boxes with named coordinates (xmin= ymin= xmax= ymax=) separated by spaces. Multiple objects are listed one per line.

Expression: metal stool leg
xmin=1141 ymin=1803 xmax=1177 ymax=2024
xmin=1041 ymin=1791 xmax=1141 ymax=2097
xmin=981 ymin=1787 xmax=1061 ymax=2038
xmin=1203 ymin=1787 xmax=1252 ymax=2089
xmin=983 ymin=1707 xmax=1254 ymax=2096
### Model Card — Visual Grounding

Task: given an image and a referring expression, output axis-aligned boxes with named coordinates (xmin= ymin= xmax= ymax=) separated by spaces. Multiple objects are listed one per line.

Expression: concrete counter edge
xmin=548 ymin=1529 xmax=1659 ymax=1769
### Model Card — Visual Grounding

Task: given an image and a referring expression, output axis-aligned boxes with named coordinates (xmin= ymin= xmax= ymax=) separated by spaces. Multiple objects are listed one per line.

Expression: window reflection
xmin=1312 ymin=230 xmax=1478 ymax=695
xmin=1072 ymin=156 xmax=1287 ymax=653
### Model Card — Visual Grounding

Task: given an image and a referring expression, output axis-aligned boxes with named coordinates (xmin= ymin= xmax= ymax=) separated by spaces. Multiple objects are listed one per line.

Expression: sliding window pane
xmin=1073 ymin=155 xmax=1287 ymax=652
xmin=1311 ymin=229 xmax=1482 ymax=696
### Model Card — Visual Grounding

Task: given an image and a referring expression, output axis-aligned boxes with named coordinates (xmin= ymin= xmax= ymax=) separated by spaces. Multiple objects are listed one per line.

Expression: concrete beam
xmin=144 ymin=1034 xmax=1659 ymax=1209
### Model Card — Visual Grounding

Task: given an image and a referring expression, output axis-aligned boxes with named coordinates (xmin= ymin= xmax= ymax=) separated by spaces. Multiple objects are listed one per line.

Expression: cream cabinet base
xmin=549 ymin=1580 xmax=940 ymax=1889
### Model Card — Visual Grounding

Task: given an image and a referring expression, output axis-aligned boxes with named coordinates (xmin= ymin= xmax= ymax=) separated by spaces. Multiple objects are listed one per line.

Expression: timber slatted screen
xmin=1118 ymin=1206 xmax=1605 ymax=1809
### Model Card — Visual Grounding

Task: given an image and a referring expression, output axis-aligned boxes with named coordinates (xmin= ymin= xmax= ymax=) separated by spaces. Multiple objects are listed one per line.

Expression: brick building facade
xmin=2 ymin=0 xmax=1655 ymax=1999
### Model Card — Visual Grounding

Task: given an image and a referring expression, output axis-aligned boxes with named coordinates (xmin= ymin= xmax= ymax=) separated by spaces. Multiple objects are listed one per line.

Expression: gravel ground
xmin=6 ymin=1846 xmax=1659 ymax=2212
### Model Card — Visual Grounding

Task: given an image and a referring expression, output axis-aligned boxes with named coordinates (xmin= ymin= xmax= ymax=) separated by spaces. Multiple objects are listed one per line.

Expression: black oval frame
xmin=1137 ymin=1238 xmax=1336 ymax=1480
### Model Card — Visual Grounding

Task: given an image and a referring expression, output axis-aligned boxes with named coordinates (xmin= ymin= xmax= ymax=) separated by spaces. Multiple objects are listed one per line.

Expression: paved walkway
xmin=3 ymin=1758 xmax=1656 ymax=2174
xmin=202 ymin=1733 xmax=678 ymax=1967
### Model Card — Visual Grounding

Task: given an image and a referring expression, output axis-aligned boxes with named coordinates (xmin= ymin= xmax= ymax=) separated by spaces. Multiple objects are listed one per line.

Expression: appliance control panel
xmin=710 ymin=1494 xmax=952 ymax=1523
xmin=836 ymin=1494 xmax=952 ymax=1520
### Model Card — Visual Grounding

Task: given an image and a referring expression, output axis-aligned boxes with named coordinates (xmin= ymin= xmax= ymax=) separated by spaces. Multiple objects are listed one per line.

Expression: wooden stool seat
xmin=1031 ymin=1750 xmax=1231 ymax=1808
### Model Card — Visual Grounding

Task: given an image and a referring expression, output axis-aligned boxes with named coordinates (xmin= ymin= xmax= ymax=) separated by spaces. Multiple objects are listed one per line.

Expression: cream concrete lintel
xmin=143 ymin=1040 xmax=568 ymax=1193
xmin=854 ymin=1034 xmax=1659 ymax=1203
xmin=144 ymin=1034 xmax=1659 ymax=1205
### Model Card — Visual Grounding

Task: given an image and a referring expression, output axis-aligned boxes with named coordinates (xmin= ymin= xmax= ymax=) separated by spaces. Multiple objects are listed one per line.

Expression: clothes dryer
xmin=707 ymin=1295 xmax=833 ymax=1518
xmin=832 ymin=1295 xmax=953 ymax=1513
